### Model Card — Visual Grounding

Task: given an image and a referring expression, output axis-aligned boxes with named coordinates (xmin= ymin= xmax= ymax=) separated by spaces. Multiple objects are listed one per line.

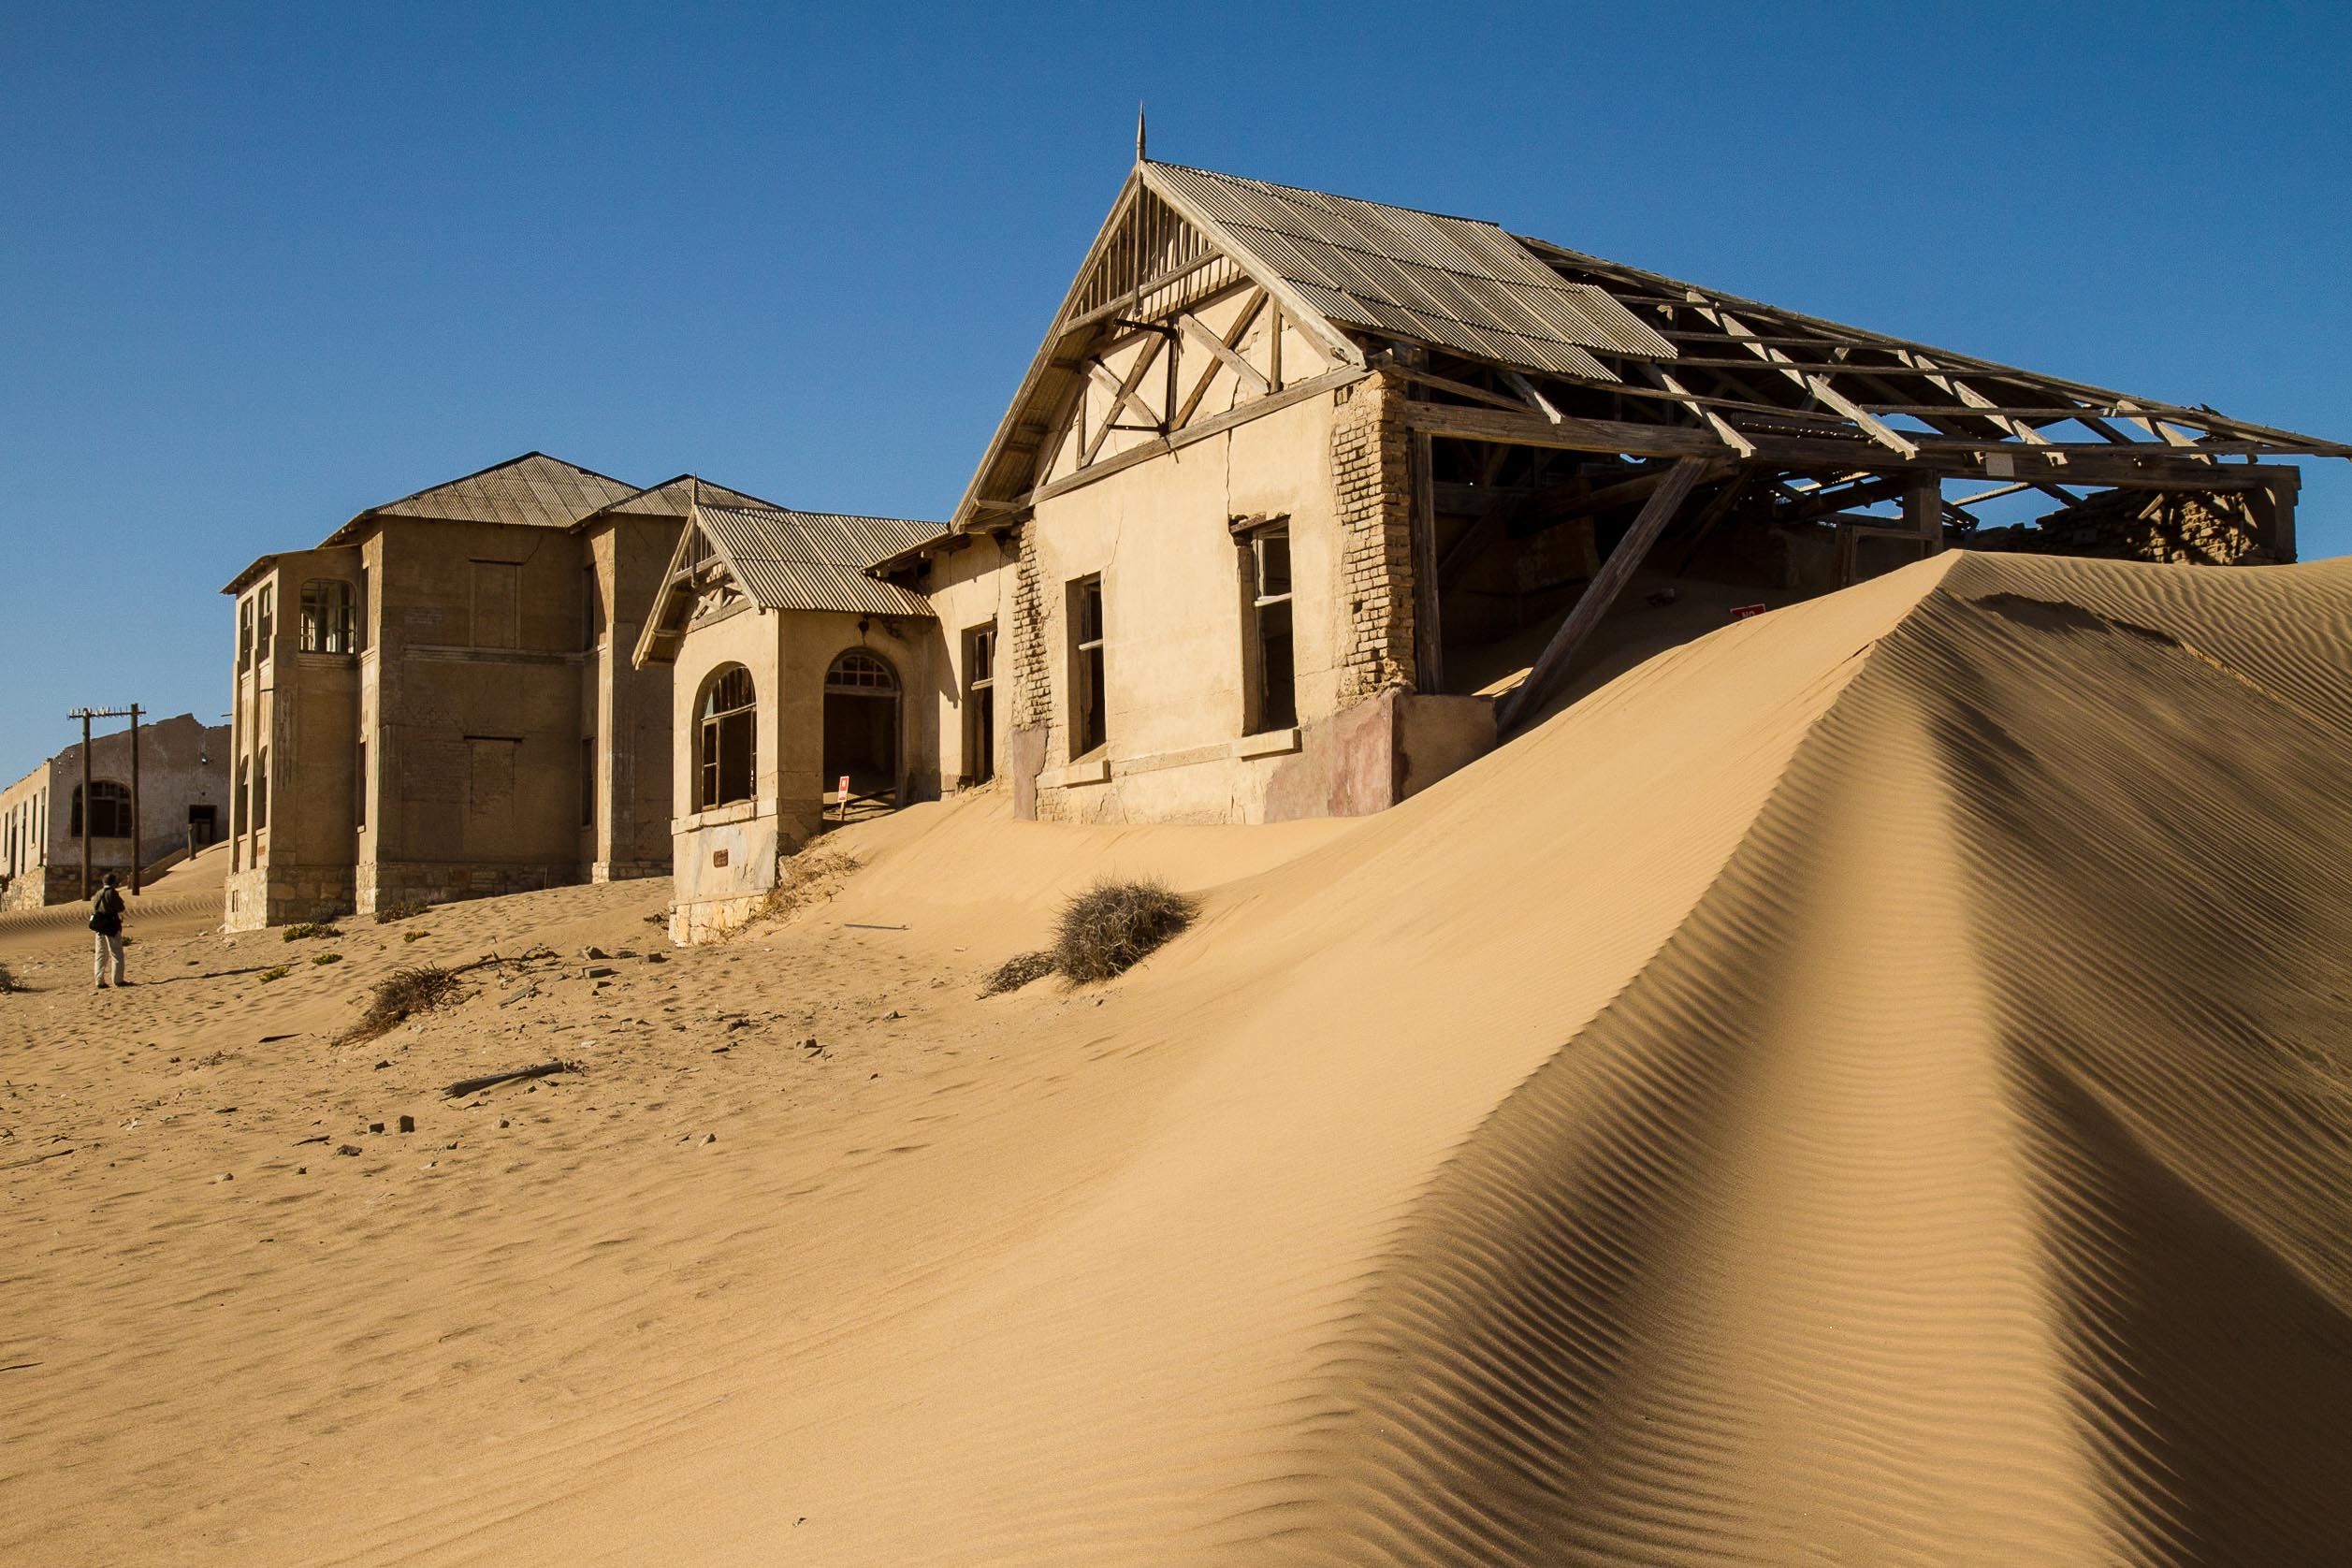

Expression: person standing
xmin=89 ymin=872 xmax=127 ymax=989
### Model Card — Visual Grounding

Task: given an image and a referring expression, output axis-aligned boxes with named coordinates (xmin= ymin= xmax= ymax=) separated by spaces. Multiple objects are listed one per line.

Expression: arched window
xmin=236 ymin=760 xmax=250 ymax=838
xmin=300 ymin=579 xmax=356 ymax=653
xmin=70 ymin=780 xmax=134 ymax=839
xmin=254 ymin=749 xmax=269 ymax=830
xmin=696 ymin=664 xmax=757 ymax=810
xmin=824 ymin=649 xmax=898 ymax=693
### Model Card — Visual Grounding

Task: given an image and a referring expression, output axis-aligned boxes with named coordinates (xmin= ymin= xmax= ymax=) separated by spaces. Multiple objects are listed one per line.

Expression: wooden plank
xmin=1708 ymin=306 xmax=1921 ymax=458
xmin=1907 ymin=476 xmax=1944 ymax=556
xmin=1176 ymin=310 xmax=1270 ymax=397
xmin=1080 ymin=338 xmax=1166 ymax=466
xmin=1172 ymin=290 xmax=1265 ymax=428
xmin=1398 ymin=399 xmax=2308 ymax=486
xmin=1266 ymin=299 xmax=1282 ymax=391
xmin=1636 ymin=362 xmax=1758 ymax=457
xmin=1503 ymin=369 xmax=1564 ymax=424
xmin=1411 ymin=429 xmax=1443 ymax=692
xmin=1019 ymin=366 xmax=1372 ymax=510
xmin=1495 ymin=457 xmax=1707 ymax=732
xmin=1386 ymin=362 xmax=1536 ymax=414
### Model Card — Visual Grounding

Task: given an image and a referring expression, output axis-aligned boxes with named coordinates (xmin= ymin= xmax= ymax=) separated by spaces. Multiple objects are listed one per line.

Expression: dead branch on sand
xmin=442 ymin=1060 xmax=577 ymax=1098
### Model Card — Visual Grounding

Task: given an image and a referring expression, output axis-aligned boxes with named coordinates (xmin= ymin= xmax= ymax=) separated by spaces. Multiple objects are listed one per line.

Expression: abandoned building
xmin=632 ymin=487 xmax=944 ymax=940
xmin=0 ymin=714 xmax=229 ymax=910
xmin=870 ymin=156 xmax=2349 ymax=827
xmin=220 ymin=453 xmax=687 ymax=929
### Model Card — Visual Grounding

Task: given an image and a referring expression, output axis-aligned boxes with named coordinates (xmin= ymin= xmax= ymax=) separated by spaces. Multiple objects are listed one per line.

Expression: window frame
xmin=963 ymin=621 xmax=997 ymax=786
xmin=1068 ymin=574 xmax=1108 ymax=757
xmin=1246 ymin=528 xmax=1298 ymax=734
xmin=298 ymin=578 xmax=356 ymax=654
xmin=695 ymin=664 xmax=759 ymax=812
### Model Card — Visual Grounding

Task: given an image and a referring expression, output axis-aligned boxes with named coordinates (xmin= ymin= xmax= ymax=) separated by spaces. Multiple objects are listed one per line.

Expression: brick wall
xmin=1329 ymin=370 xmax=1416 ymax=698
xmin=1007 ymin=521 xmax=1053 ymax=732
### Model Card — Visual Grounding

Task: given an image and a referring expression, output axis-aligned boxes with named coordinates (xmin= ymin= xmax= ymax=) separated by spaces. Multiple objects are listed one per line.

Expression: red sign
xmin=1730 ymin=603 xmax=1767 ymax=620
xmin=837 ymin=775 xmax=850 ymax=801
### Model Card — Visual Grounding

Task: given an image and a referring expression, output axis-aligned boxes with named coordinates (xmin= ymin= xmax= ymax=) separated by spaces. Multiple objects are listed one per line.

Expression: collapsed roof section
xmin=635 ymin=496 xmax=944 ymax=667
xmin=945 ymin=159 xmax=2350 ymax=533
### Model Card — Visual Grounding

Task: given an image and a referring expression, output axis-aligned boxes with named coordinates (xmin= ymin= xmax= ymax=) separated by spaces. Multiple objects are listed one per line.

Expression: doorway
xmin=187 ymin=804 xmax=219 ymax=849
xmin=822 ymin=648 xmax=901 ymax=820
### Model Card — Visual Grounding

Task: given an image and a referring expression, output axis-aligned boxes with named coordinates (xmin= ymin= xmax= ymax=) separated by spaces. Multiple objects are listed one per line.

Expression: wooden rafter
xmin=1177 ymin=308 xmax=1270 ymax=399
xmin=1172 ymin=288 xmax=1268 ymax=428
xmin=1080 ymin=336 xmax=1167 ymax=466
xmin=1495 ymin=457 xmax=1709 ymax=731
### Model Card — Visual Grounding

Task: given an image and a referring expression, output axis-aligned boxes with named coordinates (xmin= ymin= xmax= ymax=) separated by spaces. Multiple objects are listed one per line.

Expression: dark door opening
xmin=823 ymin=649 xmax=901 ymax=820
xmin=187 ymin=805 xmax=218 ymax=849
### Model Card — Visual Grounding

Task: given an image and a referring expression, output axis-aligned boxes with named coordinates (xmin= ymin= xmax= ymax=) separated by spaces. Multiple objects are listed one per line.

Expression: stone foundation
xmin=224 ymin=864 xmax=356 ymax=932
xmin=356 ymin=862 xmax=581 ymax=921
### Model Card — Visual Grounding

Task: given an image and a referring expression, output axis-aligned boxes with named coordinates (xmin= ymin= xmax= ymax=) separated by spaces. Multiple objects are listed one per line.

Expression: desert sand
xmin=5 ymin=549 xmax=2350 ymax=1565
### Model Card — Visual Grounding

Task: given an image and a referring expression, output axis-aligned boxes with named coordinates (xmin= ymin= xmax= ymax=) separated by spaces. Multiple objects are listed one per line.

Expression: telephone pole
xmin=66 ymin=704 xmax=143 ymax=896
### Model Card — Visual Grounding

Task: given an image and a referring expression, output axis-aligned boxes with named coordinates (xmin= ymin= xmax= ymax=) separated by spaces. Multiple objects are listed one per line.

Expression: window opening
xmin=1070 ymin=575 xmax=1107 ymax=756
xmin=299 ymin=579 xmax=356 ymax=653
xmin=696 ymin=664 xmax=757 ymax=810
xmin=71 ymin=780 xmax=134 ymax=839
xmin=1251 ymin=530 xmax=1297 ymax=733
xmin=964 ymin=622 xmax=997 ymax=786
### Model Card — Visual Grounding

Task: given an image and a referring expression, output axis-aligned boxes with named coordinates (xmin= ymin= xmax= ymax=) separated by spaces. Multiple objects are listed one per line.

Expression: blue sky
xmin=3 ymin=1 xmax=2346 ymax=781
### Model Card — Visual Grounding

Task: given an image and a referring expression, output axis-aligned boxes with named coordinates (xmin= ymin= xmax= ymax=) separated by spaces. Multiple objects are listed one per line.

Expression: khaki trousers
xmin=94 ymin=931 xmax=124 ymax=987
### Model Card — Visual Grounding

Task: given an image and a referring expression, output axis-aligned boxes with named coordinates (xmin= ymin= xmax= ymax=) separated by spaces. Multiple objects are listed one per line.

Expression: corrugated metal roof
xmin=695 ymin=504 xmax=941 ymax=617
xmin=573 ymin=473 xmax=776 ymax=529
xmin=1148 ymin=163 xmax=1675 ymax=381
xmin=364 ymin=452 xmax=641 ymax=530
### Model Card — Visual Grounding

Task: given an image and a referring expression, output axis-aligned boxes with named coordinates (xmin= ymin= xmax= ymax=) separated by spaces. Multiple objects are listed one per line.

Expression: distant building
xmin=632 ymin=488 xmax=943 ymax=941
xmin=220 ymin=453 xmax=685 ymax=930
xmin=0 ymin=714 xmax=228 ymax=910
xmin=871 ymin=156 xmax=2344 ymax=826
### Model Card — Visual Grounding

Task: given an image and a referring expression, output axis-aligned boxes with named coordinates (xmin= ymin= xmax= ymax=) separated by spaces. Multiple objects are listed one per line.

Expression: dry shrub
xmin=257 ymin=965 xmax=291 ymax=983
xmin=345 ymin=965 xmax=463 ymax=1042
xmin=0 ymin=961 xmax=21 ymax=995
xmin=749 ymin=846 xmax=861 ymax=925
xmin=1051 ymin=878 xmax=1198 ymax=985
xmin=982 ymin=950 xmax=1054 ymax=995
xmin=374 ymin=900 xmax=428 ymax=924
xmin=312 ymin=951 xmax=343 ymax=966
xmin=282 ymin=922 xmax=341 ymax=942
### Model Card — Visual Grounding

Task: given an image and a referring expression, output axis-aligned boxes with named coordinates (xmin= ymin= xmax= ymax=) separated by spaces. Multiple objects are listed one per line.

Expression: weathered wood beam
xmin=1172 ymin=290 xmax=1266 ymax=429
xmin=1020 ymin=366 xmax=1371 ymax=510
xmin=1707 ymin=305 xmax=1921 ymax=458
xmin=1386 ymin=361 xmax=1532 ymax=414
xmin=1080 ymin=338 xmax=1167 ymax=465
xmin=1177 ymin=309 xmax=1270 ymax=398
xmin=1635 ymin=361 xmax=1758 ymax=457
xmin=1503 ymin=369 xmax=1564 ymax=424
xmin=1398 ymin=400 xmax=2303 ymax=487
xmin=1495 ymin=457 xmax=1708 ymax=732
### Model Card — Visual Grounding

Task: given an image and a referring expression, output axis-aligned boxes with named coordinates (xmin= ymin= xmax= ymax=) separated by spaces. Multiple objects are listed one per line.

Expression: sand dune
xmin=4 ymin=551 xmax=2348 ymax=1564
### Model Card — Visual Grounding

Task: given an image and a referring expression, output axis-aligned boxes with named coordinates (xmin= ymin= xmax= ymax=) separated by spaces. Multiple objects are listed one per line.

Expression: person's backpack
xmin=88 ymin=887 xmax=123 ymax=936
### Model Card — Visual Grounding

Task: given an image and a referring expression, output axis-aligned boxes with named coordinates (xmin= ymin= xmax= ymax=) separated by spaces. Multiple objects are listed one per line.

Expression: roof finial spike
xmin=1136 ymin=101 xmax=1147 ymax=165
